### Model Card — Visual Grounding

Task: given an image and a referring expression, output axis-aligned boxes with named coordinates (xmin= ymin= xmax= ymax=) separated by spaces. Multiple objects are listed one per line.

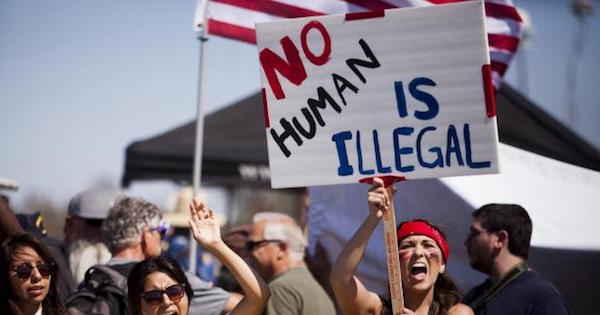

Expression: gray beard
xmin=67 ymin=239 xmax=112 ymax=284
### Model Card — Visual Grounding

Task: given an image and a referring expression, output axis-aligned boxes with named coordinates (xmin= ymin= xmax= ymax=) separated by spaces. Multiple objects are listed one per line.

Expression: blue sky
xmin=1 ymin=0 xmax=598 ymax=212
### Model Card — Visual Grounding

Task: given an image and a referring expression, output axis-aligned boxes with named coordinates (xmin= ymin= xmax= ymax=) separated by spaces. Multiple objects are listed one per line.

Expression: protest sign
xmin=256 ymin=1 xmax=499 ymax=189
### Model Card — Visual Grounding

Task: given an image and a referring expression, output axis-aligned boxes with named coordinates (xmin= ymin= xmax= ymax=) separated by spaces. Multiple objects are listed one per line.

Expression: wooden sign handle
xmin=382 ymin=186 xmax=404 ymax=314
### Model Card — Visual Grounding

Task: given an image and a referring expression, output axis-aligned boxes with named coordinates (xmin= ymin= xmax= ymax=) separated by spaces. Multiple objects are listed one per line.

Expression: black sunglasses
xmin=245 ymin=239 xmax=282 ymax=251
xmin=12 ymin=262 xmax=54 ymax=279
xmin=142 ymin=284 xmax=186 ymax=305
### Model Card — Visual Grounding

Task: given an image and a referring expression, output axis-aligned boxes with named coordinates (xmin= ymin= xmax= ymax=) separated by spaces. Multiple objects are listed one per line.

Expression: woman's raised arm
xmin=189 ymin=199 xmax=270 ymax=315
xmin=329 ymin=177 xmax=395 ymax=315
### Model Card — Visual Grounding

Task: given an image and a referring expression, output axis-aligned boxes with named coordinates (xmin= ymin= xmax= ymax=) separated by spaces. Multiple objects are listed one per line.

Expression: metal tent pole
xmin=189 ymin=0 xmax=209 ymax=274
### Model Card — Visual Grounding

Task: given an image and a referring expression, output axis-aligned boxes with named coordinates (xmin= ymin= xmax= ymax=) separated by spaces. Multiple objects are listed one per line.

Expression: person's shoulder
xmin=463 ymin=279 xmax=491 ymax=304
xmin=104 ymin=260 xmax=136 ymax=278
xmin=490 ymin=269 xmax=568 ymax=314
xmin=267 ymin=280 xmax=301 ymax=309
xmin=517 ymin=270 xmax=564 ymax=296
xmin=268 ymin=272 xmax=302 ymax=296
xmin=448 ymin=302 xmax=474 ymax=315
xmin=268 ymin=276 xmax=295 ymax=291
xmin=270 ymin=267 xmax=299 ymax=283
xmin=270 ymin=267 xmax=319 ymax=291
xmin=521 ymin=270 xmax=569 ymax=311
xmin=185 ymin=271 xmax=215 ymax=290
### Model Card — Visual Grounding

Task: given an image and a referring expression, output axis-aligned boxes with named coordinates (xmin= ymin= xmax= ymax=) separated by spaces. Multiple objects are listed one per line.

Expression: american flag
xmin=194 ymin=0 xmax=522 ymax=89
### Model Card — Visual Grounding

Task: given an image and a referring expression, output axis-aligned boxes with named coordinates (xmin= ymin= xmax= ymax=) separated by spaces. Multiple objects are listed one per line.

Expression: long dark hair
xmin=127 ymin=256 xmax=193 ymax=315
xmin=429 ymin=272 xmax=461 ymax=315
xmin=0 ymin=233 xmax=65 ymax=315
xmin=381 ymin=273 xmax=461 ymax=315
xmin=381 ymin=220 xmax=461 ymax=315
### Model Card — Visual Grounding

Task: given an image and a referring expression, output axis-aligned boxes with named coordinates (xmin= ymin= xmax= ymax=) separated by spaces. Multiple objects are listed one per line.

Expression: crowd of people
xmin=0 ymin=177 xmax=570 ymax=315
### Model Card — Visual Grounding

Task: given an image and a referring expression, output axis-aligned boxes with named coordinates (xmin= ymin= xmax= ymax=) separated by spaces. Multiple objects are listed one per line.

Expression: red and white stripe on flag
xmin=194 ymin=0 xmax=522 ymax=89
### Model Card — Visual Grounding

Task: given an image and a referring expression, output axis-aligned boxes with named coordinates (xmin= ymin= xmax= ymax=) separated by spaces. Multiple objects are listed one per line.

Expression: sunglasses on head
xmin=142 ymin=283 xmax=186 ymax=305
xmin=245 ymin=239 xmax=282 ymax=251
xmin=12 ymin=262 xmax=54 ymax=279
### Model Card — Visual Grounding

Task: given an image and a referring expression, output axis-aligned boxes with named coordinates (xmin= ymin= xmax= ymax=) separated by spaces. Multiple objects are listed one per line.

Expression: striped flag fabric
xmin=194 ymin=0 xmax=522 ymax=88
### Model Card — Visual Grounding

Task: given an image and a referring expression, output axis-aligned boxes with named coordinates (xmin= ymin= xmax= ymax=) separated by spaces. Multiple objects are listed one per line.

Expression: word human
xmin=331 ymin=77 xmax=491 ymax=176
xmin=260 ymin=21 xmax=381 ymax=158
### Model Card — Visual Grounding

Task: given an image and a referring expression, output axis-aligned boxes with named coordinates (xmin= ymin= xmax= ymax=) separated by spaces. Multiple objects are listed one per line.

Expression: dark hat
xmin=16 ymin=212 xmax=47 ymax=237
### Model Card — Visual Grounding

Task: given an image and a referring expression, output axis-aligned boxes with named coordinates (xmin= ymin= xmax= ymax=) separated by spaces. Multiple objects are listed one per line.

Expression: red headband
xmin=396 ymin=220 xmax=450 ymax=261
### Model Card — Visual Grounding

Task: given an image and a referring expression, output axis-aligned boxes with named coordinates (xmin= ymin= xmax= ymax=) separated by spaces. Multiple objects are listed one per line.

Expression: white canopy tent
xmin=307 ymin=142 xmax=600 ymax=314
xmin=444 ymin=143 xmax=600 ymax=250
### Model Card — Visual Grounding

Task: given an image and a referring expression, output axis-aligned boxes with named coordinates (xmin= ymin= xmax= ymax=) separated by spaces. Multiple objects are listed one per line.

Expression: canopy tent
xmin=121 ymin=84 xmax=600 ymax=187
xmin=494 ymin=84 xmax=600 ymax=172
xmin=122 ymin=92 xmax=269 ymax=187
xmin=122 ymin=83 xmax=599 ymax=314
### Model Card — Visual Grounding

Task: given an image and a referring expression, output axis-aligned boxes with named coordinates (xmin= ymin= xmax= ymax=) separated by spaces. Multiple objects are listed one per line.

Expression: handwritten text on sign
xmin=256 ymin=1 xmax=499 ymax=188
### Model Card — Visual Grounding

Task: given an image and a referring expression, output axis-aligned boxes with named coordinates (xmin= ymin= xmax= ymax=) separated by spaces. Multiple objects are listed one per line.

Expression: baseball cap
xmin=68 ymin=189 xmax=117 ymax=220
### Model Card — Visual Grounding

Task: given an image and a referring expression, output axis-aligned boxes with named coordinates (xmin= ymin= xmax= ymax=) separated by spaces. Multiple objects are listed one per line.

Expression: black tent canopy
xmin=494 ymin=84 xmax=600 ymax=172
xmin=122 ymin=92 xmax=268 ymax=187
xmin=121 ymin=84 xmax=600 ymax=188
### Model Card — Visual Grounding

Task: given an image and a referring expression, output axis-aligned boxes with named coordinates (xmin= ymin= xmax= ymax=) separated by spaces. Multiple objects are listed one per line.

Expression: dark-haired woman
xmin=128 ymin=199 xmax=269 ymax=315
xmin=330 ymin=177 xmax=473 ymax=315
xmin=128 ymin=256 xmax=193 ymax=315
xmin=1 ymin=233 xmax=65 ymax=315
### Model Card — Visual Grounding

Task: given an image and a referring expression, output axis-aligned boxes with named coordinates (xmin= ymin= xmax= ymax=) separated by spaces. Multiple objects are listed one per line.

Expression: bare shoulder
xmin=448 ymin=303 xmax=474 ymax=315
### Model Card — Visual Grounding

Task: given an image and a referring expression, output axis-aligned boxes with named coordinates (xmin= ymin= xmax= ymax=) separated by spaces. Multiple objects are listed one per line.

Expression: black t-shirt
xmin=107 ymin=261 xmax=137 ymax=278
xmin=463 ymin=270 xmax=570 ymax=315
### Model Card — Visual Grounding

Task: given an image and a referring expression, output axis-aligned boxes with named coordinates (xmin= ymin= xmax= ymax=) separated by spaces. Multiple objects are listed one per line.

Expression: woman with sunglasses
xmin=128 ymin=199 xmax=270 ymax=315
xmin=128 ymin=256 xmax=194 ymax=315
xmin=0 ymin=233 xmax=65 ymax=315
xmin=330 ymin=178 xmax=473 ymax=315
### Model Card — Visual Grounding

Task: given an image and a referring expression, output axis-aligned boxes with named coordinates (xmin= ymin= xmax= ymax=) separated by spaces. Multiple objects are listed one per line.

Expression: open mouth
xmin=410 ymin=262 xmax=427 ymax=278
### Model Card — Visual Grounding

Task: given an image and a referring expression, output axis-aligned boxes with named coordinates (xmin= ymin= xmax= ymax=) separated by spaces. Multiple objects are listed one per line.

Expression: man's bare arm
xmin=0 ymin=197 xmax=23 ymax=239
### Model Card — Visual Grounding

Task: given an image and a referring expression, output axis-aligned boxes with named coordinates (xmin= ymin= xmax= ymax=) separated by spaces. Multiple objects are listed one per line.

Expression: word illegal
xmin=331 ymin=77 xmax=491 ymax=176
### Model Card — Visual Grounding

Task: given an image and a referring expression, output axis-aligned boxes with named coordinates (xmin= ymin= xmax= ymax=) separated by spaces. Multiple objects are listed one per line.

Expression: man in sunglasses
xmin=247 ymin=212 xmax=335 ymax=315
xmin=69 ymin=196 xmax=238 ymax=315
xmin=463 ymin=204 xmax=570 ymax=315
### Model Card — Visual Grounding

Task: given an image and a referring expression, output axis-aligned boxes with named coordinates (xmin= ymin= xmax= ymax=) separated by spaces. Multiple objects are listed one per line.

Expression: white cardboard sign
xmin=256 ymin=1 xmax=499 ymax=188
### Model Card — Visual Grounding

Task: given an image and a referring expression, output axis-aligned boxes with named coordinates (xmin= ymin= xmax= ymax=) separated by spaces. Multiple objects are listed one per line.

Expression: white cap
xmin=68 ymin=189 xmax=117 ymax=220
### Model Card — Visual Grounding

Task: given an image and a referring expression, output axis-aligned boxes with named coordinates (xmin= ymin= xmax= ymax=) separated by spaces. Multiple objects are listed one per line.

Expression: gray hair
xmin=101 ymin=196 xmax=161 ymax=253
xmin=253 ymin=212 xmax=306 ymax=261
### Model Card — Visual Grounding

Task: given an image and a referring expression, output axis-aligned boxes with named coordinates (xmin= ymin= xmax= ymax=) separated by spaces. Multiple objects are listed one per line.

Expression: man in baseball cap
xmin=64 ymin=189 xmax=117 ymax=284
xmin=65 ymin=189 xmax=116 ymax=242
